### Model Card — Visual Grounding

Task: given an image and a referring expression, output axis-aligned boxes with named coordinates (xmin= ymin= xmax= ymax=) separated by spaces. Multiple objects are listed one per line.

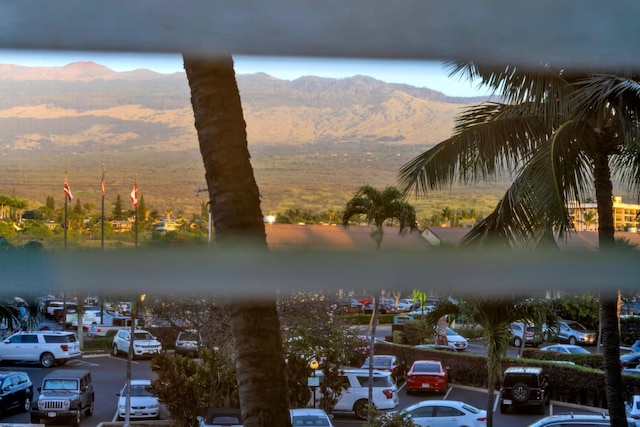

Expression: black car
xmin=0 ymin=371 xmax=33 ymax=418
xmin=621 ymin=352 xmax=640 ymax=369
xmin=499 ymin=366 xmax=550 ymax=415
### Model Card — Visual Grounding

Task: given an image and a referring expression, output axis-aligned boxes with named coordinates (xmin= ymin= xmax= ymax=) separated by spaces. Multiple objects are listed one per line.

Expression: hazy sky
xmin=0 ymin=50 xmax=492 ymax=98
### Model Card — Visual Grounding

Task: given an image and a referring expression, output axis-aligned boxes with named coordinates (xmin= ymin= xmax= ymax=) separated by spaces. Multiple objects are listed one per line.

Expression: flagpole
xmin=101 ymin=164 xmax=105 ymax=250
xmin=133 ymin=175 xmax=138 ymax=247
xmin=63 ymin=172 xmax=69 ymax=249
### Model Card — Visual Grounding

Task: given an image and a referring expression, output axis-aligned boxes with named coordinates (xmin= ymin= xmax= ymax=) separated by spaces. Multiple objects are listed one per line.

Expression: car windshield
xmin=363 ymin=357 xmax=392 ymax=368
xmin=43 ymin=379 xmax=78 ymax=390
xmin=133 ymin=332 xmax=153 ymax=340
xmin=567 ymin=321 xmax=587 ymax=331
xmin=178 ymin=332 xmax=199 ymax=341
xmin=413 ymin=363 xmax=440 ymax=373
xmin=123 ymin=384 xmax=153 ymax=397
xmin=446 ymin=327 xmax=458 ymax=336
xmin=292 ymin=416 xmax=330 ymax=426
xmin=568 ymin=347 xmax=590 ymax=354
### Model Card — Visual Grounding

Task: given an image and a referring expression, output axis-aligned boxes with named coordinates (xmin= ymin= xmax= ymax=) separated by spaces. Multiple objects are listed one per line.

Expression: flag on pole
xmin=101 ymin=170 xmax=106 ymax=197
xmin=130 ymin=183 xmax=138 ymax=208
xmin=64 ymin=177 xmax=73 ymax=202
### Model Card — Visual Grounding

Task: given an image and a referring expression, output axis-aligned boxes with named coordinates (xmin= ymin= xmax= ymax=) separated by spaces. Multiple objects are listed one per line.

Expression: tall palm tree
xmin=398 ymin=63 xmax=640 ymax=426
xmin=342 ymin=184 xmax=417 ymax=423
xmin=182 ymin=54 xmax=291 ymax=427
xmin=342 ymin=185 xmax=418 ymax=250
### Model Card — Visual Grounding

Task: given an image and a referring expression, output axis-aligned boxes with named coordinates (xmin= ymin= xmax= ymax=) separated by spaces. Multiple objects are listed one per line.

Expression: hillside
xmin=0 ymin=62 xmax=504 ymax=217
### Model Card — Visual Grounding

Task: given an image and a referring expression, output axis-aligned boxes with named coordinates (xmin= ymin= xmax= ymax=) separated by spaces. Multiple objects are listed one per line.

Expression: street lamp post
xmin=308 ymin=360 xmax=319 ymax=408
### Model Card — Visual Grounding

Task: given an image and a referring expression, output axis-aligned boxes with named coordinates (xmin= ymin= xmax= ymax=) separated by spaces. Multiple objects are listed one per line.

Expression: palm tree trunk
xmin=183 ymin=54 xmax=290 ymax=427
xmin=593 ymin=144 xmax=627 ymax=426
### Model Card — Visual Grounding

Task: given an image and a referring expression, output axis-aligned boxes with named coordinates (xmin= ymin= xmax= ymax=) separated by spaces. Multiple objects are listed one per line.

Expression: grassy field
xmin=3 ymin=140 xmax=508 ymax=220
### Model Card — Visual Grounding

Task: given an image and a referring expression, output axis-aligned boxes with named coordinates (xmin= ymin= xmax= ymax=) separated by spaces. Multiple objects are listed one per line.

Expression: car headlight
xmin=118 ymin=404 xmax=126 ymax=410
xmin=150 ymin=403 xmax=160 ymax=409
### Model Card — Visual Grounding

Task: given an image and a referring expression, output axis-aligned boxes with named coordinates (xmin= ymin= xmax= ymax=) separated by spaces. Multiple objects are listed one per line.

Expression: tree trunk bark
xmin=593 ymin=142 xmax=627 ymax=426
xmin=183 ymin=54 xmax=290 ymax=427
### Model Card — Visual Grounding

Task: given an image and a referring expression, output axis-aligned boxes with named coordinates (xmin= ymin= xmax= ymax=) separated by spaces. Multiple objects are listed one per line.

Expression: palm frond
xmin=398 ymin=104 xmax=551 ymax=196
xmin=444 ymin=61 xmax=577 ymax=120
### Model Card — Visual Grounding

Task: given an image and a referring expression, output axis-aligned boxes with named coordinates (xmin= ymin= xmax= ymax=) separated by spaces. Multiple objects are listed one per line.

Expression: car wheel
xmin=30 ymin=415 xmax=39 ymax=424
xmin=569 ymin=336 xmax=577 ymax=345
xmin=511 ymin=382 xmax=531 ymax=403
xmin=514 ymin=337 xmax=522 ymax=347
xmin=70 ymin=409 xmax=81 ymax=426
xmin=500 ymin=402 xmax=509 ymax=414
xmin=538 ymin=404 xmax=545 ymax=415
xmin=40 ymin=352 xmax=55 ymax=368
xmin=85 ymin=399 xmax=94 ymax=416
xmin=112 ymin=345 xmax=120 ymax=357
xmin=22 ymin=394 xmax=31 ymax=412
xmin=353 ymin=399 xmax=369 ymax=420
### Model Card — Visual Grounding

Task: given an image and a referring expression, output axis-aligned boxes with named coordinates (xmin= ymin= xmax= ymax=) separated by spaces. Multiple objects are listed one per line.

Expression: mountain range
xmin=0 ymin=61 xmax=505 ymax=218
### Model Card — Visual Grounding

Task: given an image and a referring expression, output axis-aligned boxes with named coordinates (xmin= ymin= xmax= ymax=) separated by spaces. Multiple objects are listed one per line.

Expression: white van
xmin=312 ymin=368 xmax=399 ymax=420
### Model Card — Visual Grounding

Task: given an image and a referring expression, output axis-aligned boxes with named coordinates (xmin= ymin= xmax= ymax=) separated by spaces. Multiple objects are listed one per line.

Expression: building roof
xmin=265 ymin=223 xmax=429 ymax=251
xmin=425 ymin=227 xmax=640 ymax=251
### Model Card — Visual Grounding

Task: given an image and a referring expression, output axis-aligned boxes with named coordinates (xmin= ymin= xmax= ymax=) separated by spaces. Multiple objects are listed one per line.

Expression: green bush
xmin=523 ymin=348 xmax=604 ymax=369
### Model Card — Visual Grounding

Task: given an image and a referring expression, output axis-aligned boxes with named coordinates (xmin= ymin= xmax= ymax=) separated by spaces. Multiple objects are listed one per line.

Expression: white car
xmin=112 ymin=329 xmax=162 ymax=359
xmin=290 ymin=408 xmax=334 ymax=427
xmin=116 ymin=379 xmax=160 ymax=420
xmin=391 ymin=400 xmax=487 ymax=427
xmin=0 ymin=331 xmax=81 ymax=368
xmin=312 ymin=368 xmax=399 ymax=420
xmin=444 ymin=327 xmax=468 ymax=351
xmin=540 ymin=344 xmax=590 ymax=355
xmin=627 ymin=394 xmax=640 ymax=420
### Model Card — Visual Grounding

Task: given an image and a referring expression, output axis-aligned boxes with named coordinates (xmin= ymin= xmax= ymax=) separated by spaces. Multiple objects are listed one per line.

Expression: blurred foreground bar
xmin=1 ymin=0 xmax=639 ymax=70
xmin=2 ymin=249 xmax=638 ymax=297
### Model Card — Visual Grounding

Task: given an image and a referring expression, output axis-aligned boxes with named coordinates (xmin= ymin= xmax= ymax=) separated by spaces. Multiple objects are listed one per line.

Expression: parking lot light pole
xmin=309 ymin=360 xmax=319 ymax=408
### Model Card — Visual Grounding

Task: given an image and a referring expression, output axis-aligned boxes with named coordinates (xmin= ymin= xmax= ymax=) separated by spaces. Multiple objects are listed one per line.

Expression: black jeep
xmin=499 ymin=366 xmax=550 ymax=415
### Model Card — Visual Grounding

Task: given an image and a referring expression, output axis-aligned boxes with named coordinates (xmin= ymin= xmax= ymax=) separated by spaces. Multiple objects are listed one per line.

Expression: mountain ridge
xmin=0 ymin=62 xmax=502 ymax=217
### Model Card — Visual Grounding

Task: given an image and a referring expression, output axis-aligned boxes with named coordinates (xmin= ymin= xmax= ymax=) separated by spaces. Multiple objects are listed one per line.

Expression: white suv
xmin=112 ymin=329 xmax=162 ymax=359
xmin=0 ymin=331 xmax=81 ymax=368
xmin=313 ymin=368 xmax=399 ymax=420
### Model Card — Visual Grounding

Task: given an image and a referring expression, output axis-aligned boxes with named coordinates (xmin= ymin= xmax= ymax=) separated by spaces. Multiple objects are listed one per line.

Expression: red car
xmin=406 ymin=360 xmax=448 ymax=394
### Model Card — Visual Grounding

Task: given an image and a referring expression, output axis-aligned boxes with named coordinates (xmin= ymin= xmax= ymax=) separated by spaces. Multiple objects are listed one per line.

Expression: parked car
xmin=335 ymin=297 xmax=364 ymax=314
xmin=389 ymin=399 xmax=487 ymax=427
xmin=31 ymin=369 xmax=94 ymax=426
xmin=175 ymin=330 xmax=201 ymax=357
xmin=405 ymin=360 xmax=448 ymax=394
xmin=116 ymin=379 xmax=160 ymax=420
xmin=627 ymin=394 xmax=640 ymax=420
xmin=290 ymin=407 xmax=334 ymax=427
xmin=0 ymin=330 xmax=81 ymax=368
xmin=540 ymin=344 xmax=591 ymax=355
xmin=444 ymin=327 xmax=468 ymax=351
xmin=197 ymin=407 xmax=242 ymax=427
xmin=311 ymin=368 xmax=399 ymax=420
xmin=398 ymin=299 xmax=417 ymax=311
xmin=621 ymin=353 xmax=640 ymax=369
xmin=0 ymin=371 xmax=33 ymax=418
xmin=112 ymin=329 xmax=162 ymax=359
xmin=415 ymin=344 xmax=458 ymax=352
xmin=527 ymin=413 xmax=640 ymax=426
xmin=361 ymin=354 xmax=406 ymax=382
xmin=499 ymin=366 xmax=550 ymax=414
xmin=509 ymin=322 xmax=544 ymax=347
xmin=547 ymin=320 xmax=597 ymax=345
